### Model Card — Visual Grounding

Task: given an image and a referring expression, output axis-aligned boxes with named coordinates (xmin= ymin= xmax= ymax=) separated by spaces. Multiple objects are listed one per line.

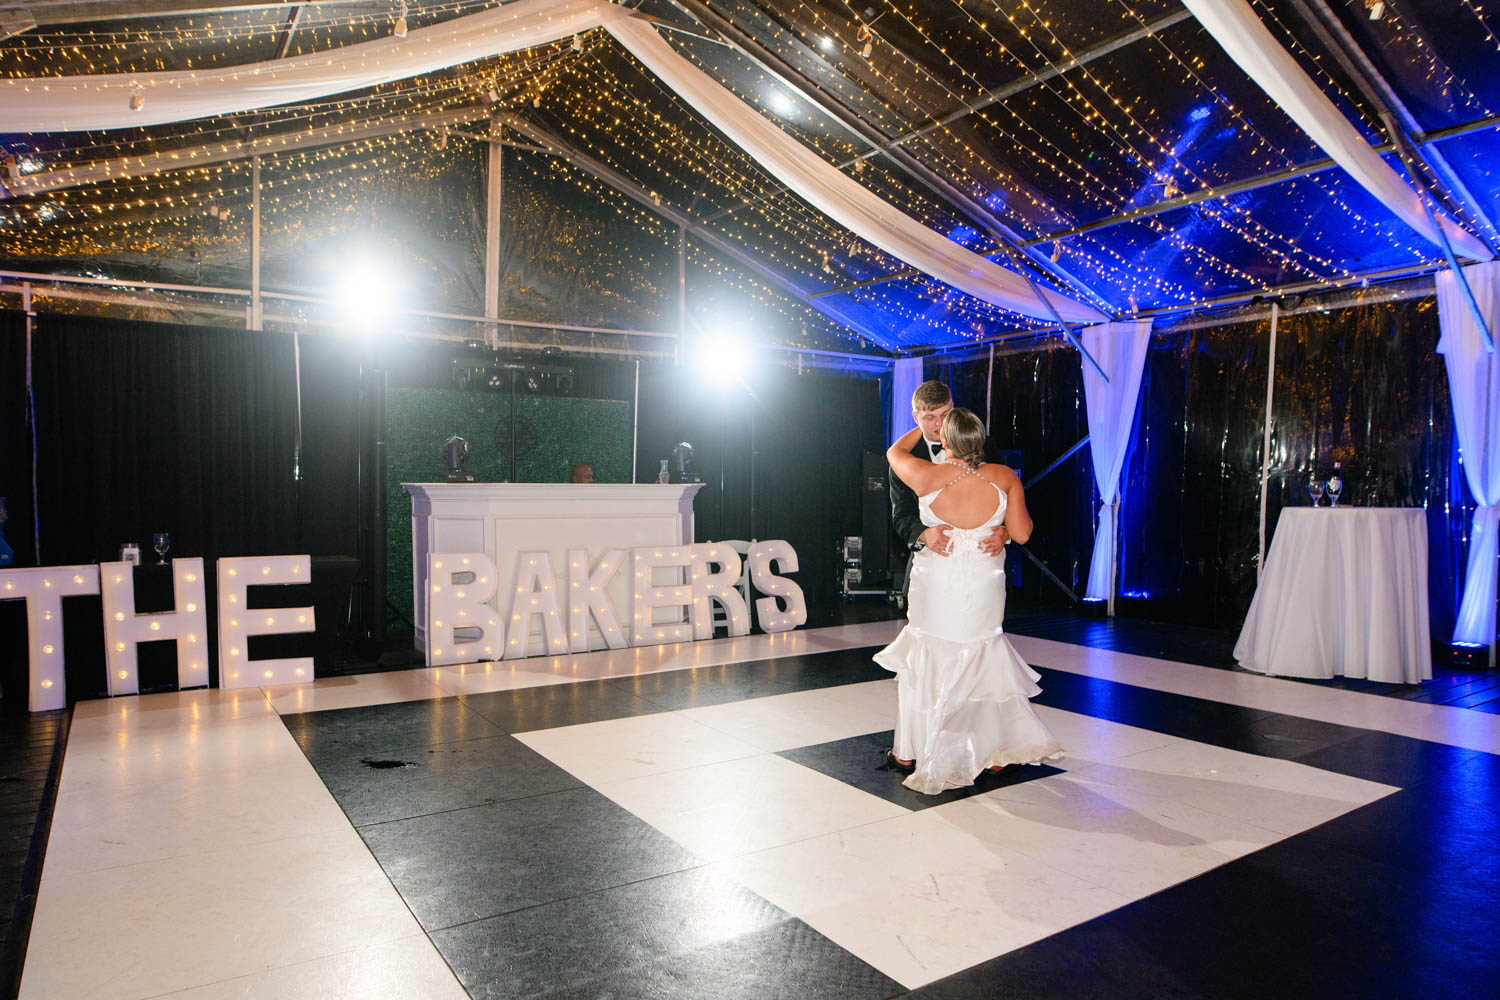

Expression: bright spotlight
xmin=766 ymin=89 xmax=796 ymax=117
xmin=819 ymin=36 xmax=835 ymax=53
xmin=332 ymin=256 xmax=398 ymax=333
xmin=692 ymin=333 xmax=751 ymax=386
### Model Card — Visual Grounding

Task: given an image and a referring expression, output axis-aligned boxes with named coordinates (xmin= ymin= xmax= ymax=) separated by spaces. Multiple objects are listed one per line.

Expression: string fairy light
xmin=1 ymin=0 xmax=1476 ymax=344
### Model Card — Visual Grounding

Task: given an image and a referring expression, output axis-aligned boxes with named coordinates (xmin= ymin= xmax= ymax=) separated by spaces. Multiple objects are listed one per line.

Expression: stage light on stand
xmin=690 ymin=332 xmax=752 ymax=388
xmin=332 ymin=255 xmax=398 ymax=334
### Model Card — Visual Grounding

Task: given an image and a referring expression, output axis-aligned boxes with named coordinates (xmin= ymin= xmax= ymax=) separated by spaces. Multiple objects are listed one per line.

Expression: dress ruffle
xmin=875 ymin=625 xmax=1063 ymax=795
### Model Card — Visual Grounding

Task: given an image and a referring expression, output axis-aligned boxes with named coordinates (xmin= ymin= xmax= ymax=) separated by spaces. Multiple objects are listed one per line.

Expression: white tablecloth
xmin=1234 ymin=508 xmax=1432 ymax=683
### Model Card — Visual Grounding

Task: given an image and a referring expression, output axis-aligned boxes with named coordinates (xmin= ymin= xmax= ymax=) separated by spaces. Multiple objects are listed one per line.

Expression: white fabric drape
xmin=0 ymin=0 xmax=623 ymax=132
xmin=603 ymin=17 xmax=1106 ymax=326
xmin=1437 ymin=262 xmax=1500 ymax=645
xmin=1183 ymin=0 xmax=1491 ymax=263
xmin=890 ymin=357 xmax=924 ymax=444
xmin=1081 ymin=319 xmax=1152 ymax=602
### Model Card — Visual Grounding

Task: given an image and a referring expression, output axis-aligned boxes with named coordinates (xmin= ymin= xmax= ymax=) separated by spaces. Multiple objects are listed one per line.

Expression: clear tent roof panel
xmin=0 ymin=0 xmax=1496 ymax=353
xmin=1429 ymin=129 xmax=1500 ymax=241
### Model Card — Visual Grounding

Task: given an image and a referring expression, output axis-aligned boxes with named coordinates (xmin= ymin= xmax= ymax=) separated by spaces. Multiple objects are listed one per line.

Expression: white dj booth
xmin=403 ymin=482 xmax=705 ymax=657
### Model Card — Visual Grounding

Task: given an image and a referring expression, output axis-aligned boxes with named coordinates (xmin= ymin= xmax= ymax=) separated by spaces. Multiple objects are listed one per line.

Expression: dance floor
xmin=14 ymin=622 xmax=1500 ymax=999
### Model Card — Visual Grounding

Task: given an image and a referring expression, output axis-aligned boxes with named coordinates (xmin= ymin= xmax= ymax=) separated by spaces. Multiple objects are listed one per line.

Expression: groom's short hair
xmin=911 ymin=380 xmax=952 ymax=414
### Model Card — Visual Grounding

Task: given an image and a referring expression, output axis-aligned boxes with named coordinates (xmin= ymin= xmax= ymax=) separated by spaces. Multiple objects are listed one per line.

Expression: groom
xmin=890 ymin=380 xmax=1010 ymax=561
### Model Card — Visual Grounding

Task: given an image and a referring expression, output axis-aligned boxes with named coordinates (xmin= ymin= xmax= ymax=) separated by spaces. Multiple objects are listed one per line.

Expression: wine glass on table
xmin=152 ymin=532 xmax=171 ymax=564
xmin=1307 ymin=476 xmax=1324 ymax=507
xmin=1326 ymin=462 xmax=1343 ymax=509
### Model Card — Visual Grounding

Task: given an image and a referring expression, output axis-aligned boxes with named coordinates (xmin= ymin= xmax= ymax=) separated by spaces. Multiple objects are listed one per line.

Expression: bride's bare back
xmin=927 ymin=464 xmax=1008 ymax=529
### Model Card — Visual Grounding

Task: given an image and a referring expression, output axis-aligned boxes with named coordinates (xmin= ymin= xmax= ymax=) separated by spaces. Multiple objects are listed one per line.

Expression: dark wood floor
xmin=0 ymin=707 xmax=68 ymax=1000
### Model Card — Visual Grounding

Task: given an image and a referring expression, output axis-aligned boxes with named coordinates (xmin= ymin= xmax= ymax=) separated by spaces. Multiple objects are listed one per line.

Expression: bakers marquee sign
xmin=1 ymin=541 xmax=805 ymax=713
xmin=424 ymin=540 xmax=806 ymax=666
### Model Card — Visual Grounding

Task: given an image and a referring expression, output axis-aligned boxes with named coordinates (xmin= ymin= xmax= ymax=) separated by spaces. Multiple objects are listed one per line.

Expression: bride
xmin=877 ymin=407 xmax=1062 ymax=794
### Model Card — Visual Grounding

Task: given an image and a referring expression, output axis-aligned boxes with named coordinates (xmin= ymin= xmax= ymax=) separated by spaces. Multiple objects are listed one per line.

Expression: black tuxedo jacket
xmin=889 ymin=437 xmax=1006 ymax=550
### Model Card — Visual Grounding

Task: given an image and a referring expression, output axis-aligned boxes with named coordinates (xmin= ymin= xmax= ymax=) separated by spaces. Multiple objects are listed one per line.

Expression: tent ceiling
xmin=1 ymin=0 xmax=1496 ymax=353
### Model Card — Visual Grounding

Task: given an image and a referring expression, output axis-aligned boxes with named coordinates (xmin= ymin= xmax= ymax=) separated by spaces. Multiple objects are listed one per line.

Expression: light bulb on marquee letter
xmin=216 ymin=556 xmax=315 ymax=689
xmin=631 ymin=546 xmax=694 ymax=646
xmin=747 ymin=540 xmax=807 ymax=633
xmin=0 ymin=565 xmax=98 ymax=712
xmin=426 ymin=553 xmax=502 ymax=666
xmin=504 ymin=551 xmax=568 ymax=659
xmin=567 ymin=548 xmax=628 ymax=653
xmin=689 ymin=543 xmax=749 ymax=638
xmin=101 ymin=558 xmax=208 ymax=696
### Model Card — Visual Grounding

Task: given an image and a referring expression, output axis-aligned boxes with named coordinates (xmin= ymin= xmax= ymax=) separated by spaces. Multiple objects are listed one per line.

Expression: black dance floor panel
xmin=357 ymin=782 xmax=703 ymax=933
xmin=284 ymin=695 xmax=506 ymax=762
xmin=430 ymin=867 xmax=902 ymax=1000
xmin=598 ymin=649 xmax=891 ymax=712
xmin=778 ymin=729 xmax=1063 ymax=811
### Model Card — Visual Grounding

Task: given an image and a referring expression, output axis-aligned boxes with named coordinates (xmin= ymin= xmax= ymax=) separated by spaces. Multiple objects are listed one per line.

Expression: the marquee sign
xmin=1 ymin=541 xmax=804 ymax=711
xmin=425 ymin=539 xmax=805 ymax=667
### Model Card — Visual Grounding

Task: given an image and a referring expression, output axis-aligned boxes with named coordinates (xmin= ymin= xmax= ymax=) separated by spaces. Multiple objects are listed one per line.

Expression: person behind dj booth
xmin=890 ymin=381 xmax=1010 ymax=578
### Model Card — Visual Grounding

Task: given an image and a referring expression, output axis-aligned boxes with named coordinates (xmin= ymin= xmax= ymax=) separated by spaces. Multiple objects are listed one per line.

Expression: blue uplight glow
xmin=948 ymin=223 xmax=979 ymax=245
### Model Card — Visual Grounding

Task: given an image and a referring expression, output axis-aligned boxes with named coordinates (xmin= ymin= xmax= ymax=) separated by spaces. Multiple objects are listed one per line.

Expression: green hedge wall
xmin=385 ymin=388 xmax=633 ymax=624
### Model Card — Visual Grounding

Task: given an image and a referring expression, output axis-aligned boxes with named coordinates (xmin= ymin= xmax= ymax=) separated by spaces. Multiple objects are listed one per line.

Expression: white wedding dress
xmin=875 ymin=466 xmax=1063 ymax=794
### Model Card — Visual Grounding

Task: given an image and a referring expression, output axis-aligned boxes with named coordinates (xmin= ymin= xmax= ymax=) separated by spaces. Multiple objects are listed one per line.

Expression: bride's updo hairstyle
xmin=941 ymin=408 xmax=987 ymax=468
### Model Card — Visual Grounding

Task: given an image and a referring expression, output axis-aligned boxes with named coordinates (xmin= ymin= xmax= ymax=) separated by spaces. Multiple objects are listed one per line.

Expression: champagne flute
xmin=152 ymin=532 xmax=171 ymax=564
xmin=1307 ymin=476 xmax=1324 ymax=506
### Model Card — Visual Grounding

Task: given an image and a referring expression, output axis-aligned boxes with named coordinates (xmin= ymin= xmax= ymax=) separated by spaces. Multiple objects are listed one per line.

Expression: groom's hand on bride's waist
xmin=979 ymin=524 xmax=1010 ymax=556
xmin=917 ymin=524 xmax=953 ymax=556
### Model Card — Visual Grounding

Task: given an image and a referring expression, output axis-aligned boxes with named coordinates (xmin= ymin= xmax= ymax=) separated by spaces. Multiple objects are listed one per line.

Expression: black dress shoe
xmin=885 ymin=749 xmax=916 ymax=774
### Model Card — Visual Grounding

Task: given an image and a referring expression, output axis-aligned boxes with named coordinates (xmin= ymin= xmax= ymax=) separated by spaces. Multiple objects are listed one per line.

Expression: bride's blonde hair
xmin=941 ymin=408 xmax=986 ymax=468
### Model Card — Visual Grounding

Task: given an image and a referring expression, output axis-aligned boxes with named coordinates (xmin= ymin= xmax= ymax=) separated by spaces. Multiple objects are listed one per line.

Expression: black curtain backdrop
xmin=0 ymin=314 xmax=366 ymax=703
xmin=1 ymin=311 xmax=30 ymax=571
xmin=634 ymin=363 xmax=884 ymax=625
